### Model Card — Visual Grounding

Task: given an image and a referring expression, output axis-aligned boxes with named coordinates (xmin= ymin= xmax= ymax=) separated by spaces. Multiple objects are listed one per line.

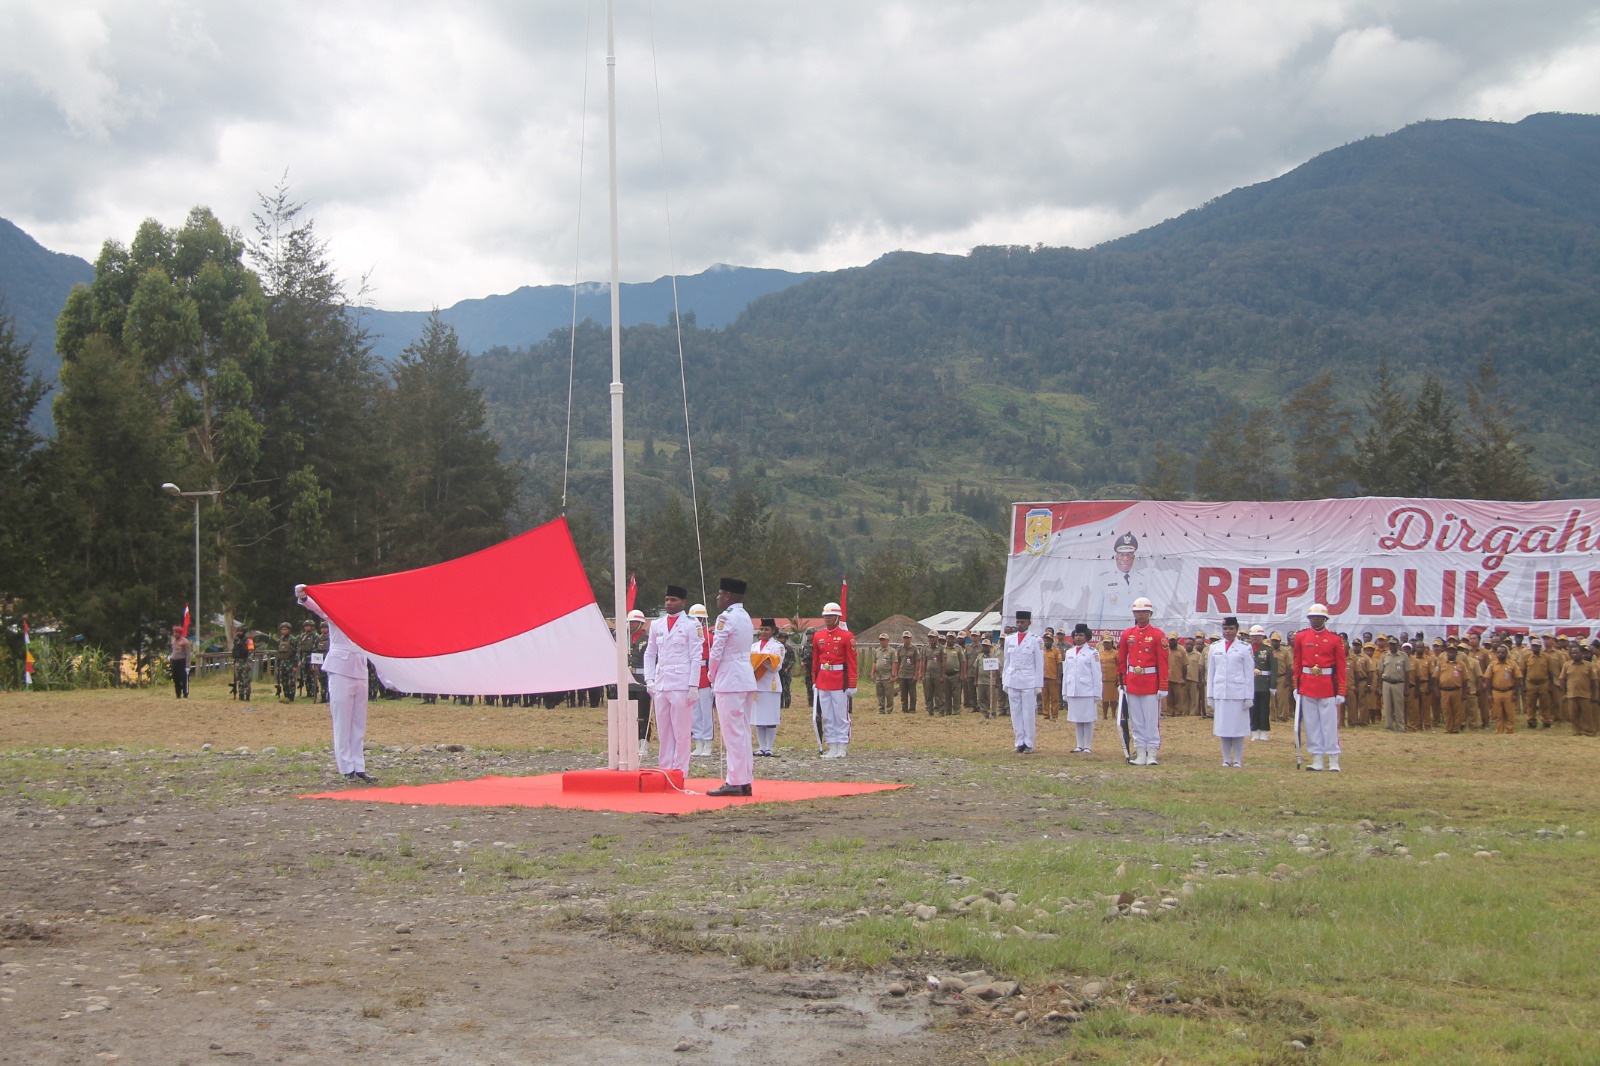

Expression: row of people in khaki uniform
xmin=866 ymin=626 xmax=1600 ymax=739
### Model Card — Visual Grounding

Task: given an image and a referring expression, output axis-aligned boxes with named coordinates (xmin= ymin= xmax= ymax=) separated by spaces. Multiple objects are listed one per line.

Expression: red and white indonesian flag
xmin=304 ymin=518 xmax=616 ymax=695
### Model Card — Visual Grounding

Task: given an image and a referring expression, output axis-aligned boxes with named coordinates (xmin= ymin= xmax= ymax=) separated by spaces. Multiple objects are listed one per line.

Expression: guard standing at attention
xmin=1293 ymin=603 xmax=1347 ymax=771
xmin=811 ymin=602 xmax=857 ymax=759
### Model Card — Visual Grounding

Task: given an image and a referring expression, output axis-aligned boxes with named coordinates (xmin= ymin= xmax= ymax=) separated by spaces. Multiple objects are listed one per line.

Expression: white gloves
xmin=1206 ymin=699 xmax=1215 ymax=714
xmin=293 ymin=583 xmax=307 ymax=599
xmin=1156 ymin=690 xmax=1168 ymax=700
xmin=1335 ymin=695 xmax=1346 ymax=705
xmin=845 ymin=688 xmax=857 ymax=698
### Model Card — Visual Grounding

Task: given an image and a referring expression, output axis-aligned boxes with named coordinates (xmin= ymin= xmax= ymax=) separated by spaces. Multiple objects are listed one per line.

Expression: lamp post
xmin=786 ymin=582 xmax=810 ymax=632
xmin=162 ymin=483 xmax=222 ymax=660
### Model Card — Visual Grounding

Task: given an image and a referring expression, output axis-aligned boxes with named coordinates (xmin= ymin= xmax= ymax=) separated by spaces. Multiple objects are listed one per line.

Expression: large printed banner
xmin=1004 ymin=498 xmax=1600 ymax=637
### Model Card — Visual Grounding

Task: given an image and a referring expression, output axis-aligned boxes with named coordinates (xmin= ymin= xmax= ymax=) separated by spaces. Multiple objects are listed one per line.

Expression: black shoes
xmin=344 ymin=771 xmax=375 ymax=783
xmin=707 ymin=782 xmax=753 ymax=797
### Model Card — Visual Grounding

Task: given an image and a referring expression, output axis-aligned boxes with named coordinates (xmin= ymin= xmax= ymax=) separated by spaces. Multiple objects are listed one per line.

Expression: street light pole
xmin=162 ymin=483 xmax=222 ymax=662
xmin=786 ymin=582 xmax=810 ymax=631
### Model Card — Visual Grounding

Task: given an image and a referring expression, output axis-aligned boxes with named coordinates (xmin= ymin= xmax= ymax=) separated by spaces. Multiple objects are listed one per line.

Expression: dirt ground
xmin=1 ymin=685 xmax=1136 ymax=1065
xmin=6 ymin=683 xmax=1583 ymax=1064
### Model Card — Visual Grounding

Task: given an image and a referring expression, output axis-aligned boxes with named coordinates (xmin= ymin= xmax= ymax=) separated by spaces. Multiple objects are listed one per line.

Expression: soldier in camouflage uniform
xmin=297 ymin=618 xmax=319 ymax=700
xmin=275 ymin=622 xmax=298 ymax=701
xmin=316 ymin=621 xmax=332 ymax=703
xmin=231 ymin=629 xmax=253 ymax=702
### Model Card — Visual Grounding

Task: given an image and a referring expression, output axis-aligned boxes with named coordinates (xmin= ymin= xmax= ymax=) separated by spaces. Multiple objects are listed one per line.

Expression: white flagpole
xmin=605 ymin=0 xmax=635 ymax=772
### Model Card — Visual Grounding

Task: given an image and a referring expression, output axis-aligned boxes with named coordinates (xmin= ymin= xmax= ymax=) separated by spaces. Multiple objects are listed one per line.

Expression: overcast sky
xmin=4 ymin=1 xmax=1598 ymax=311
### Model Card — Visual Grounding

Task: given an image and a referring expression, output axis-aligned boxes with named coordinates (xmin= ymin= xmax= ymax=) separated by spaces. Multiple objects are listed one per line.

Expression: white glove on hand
xmin=1335 ymin=695 xmax=1346 ymax=705
xmin=1206 ymin=699 xmax=1215 ymax=714
xmin=1156 ymin=690 xmax=1168 ymax=701
xmin=845 ymin=688 xmax=857 ymax=698
xmin=293 ymin=583 xmax=307 ymax=599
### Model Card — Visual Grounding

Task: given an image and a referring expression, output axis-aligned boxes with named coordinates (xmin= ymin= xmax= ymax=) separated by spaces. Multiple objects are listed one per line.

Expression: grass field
xmin=3 ymin=676 xmax=1597 ymax=1064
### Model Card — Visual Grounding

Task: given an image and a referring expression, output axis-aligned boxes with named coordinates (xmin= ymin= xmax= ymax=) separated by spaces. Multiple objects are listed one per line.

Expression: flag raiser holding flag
xmin=22 ymin=618 xmax=33 ymax=689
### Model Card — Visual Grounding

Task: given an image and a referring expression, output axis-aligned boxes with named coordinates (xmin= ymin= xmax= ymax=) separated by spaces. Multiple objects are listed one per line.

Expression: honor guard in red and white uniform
xmin=811 ymin=602 xmax=857 ymax=758
xmin=1117 ymin=597 xmax=1169 ymax=765
xmin=1293 ymin=602 xmax=1348 ymax=771
xmin=642 ymin=584 xmax=704 ymax=778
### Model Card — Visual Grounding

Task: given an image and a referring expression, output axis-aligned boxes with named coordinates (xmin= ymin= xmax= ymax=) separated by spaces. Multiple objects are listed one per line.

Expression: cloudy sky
xmin=3 ymin=1 xmax=1599 ymax=311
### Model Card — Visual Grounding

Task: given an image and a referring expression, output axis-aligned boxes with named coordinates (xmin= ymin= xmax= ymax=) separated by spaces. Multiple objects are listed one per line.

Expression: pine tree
xmin=1281 ymin=371 xmax=1353 ymax=499
xmin=1460 ymin=355 xmax=1544 ymax=500
xmin=384 ymin=313 xmax=516 ymax=568
xmin=1352 ymin=355 xmax=1411 ymax=495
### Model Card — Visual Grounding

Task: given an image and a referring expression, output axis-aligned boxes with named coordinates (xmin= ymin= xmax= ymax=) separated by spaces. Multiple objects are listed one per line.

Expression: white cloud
xmin=0 ymin=0 xmax=1596 ymax=310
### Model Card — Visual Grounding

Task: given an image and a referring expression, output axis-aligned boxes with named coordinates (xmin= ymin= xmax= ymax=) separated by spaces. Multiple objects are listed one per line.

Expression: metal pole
xmin=605 ymin=0 xmax=633 ymax=771
xmin=193 ymin=496 xmax=201 ymax=666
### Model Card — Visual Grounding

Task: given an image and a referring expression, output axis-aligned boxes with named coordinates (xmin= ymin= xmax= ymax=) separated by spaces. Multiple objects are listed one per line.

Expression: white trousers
xmin=1301 ymin=696 xmax=1342 ymax=755
xmin=654 ymin=689 xmax=693 ymax=775
xmin=692 ymin=688 xmax=714 ymax=741
xmin=1126 ymin=692 xmax=1162 ymax=750
xmin=328 ymin=673 xmax=368 ymax=774
xmin=817 ymin=689 xmax=851 ymax=744
xmin=1006 ymin=686 xmax=1038 ymax=748
xmin=715 ymin=691 xmax=755 ymax=786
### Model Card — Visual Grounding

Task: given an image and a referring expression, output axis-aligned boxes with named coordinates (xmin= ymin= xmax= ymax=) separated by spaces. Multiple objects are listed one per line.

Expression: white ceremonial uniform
xmin=708 ymin=602 xmax=757 ymax=786
xmin=1207 ymin=636 xmax=1254 ymax=739
xmin=643 ymin=610 xmax=703 ymax=776
xmin=1002 ymin=628 xmax=1044 ymax=750
xmin=1061 ymin=642 xmax=1102 ymax=722
xmin=751 ymin=636 xmax=785 ymax=727
xmin=297 ymin=590 xmax=370 ymax=776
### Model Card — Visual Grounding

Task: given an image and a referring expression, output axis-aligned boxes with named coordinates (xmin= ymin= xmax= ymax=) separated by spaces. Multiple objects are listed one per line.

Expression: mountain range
xmin=6 ymin=112 xmax=1599 ymax=570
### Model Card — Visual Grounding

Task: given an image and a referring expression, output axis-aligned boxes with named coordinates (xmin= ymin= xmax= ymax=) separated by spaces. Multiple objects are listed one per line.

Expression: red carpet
xmin=300 ymin=772 xmax=908 ymax=814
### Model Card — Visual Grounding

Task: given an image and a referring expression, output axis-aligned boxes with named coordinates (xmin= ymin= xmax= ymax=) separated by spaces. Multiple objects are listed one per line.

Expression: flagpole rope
xmin=647 ymin=0 xmax=708 ymax=605
xmin=560 ymin=0 xmax=596 ymax=515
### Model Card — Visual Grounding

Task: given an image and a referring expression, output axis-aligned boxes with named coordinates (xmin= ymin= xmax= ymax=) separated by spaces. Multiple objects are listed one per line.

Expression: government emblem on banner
xmin=1023 ymin=508 xmax=1053 ymax=555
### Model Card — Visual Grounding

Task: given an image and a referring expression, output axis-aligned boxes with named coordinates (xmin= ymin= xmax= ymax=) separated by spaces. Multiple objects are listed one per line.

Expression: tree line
xmin=1140 ymin=358 xmax=1545 ymax=502
xmin=1 ymin=189 xmax=517 ymax=666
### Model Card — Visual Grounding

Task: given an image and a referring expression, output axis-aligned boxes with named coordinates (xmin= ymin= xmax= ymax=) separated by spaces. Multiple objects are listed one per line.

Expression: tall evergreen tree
xmin=1281 ymin=371 xmax=1353 ymax=499
xmin=0 ymin=304 xmax=48 ymax=613
xmin=1399 ymin=375 xmax=1463 ymax=497
xmin=243 ymin=183 xmax=391 ymax=613
xmin=1460 ymin=355 xmax=1544 ymax=501
xmin=1352 ymin=355 xmax=1410 ymax=495
xmin=384 ymin=313 xmax=515 ymax=568
xmin=1194 ymin=407 xmax=1283 ymax=500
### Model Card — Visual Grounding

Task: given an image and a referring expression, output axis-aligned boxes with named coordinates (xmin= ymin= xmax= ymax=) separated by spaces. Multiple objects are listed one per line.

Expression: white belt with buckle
xmin=820 ymin=664 xmax=844 ymax=671
xmin=1301 ymin=667 xmax=1325 ymax=675
xmin=1128 ymin=666 xmax=1155 ymax=674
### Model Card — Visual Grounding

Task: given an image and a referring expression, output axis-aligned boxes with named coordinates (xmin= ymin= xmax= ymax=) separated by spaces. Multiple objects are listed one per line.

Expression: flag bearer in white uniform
xmin=707 ymin=577 xmax=757 ymax=796
xmin=643 ymin=584 xmax=703 ymax=777
xmin=1061 ymin=622 xmax=1103 ymax=753
xmin=1002 ymin=610 xmax=1044 ymax=753
xmin=1207 ymin=616 xmax=1254 ymax=767
xmin=294 ymin=584 xmax=373 ymax=783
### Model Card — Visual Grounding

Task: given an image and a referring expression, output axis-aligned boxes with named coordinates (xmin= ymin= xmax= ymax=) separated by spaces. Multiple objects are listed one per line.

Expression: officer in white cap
xmin=1293 ymin=602 xmax=1347 ymax=771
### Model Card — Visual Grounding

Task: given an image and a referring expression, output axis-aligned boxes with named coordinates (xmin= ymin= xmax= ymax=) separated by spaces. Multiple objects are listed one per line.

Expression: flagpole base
xmin=562 ymin=768 xmax=684 ymax=794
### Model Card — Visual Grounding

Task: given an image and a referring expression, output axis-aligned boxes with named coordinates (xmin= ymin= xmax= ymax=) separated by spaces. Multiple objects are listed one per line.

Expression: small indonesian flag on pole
xmin=181 ymin=604 xmax=191 ymax=639
xmin=22 ymin=618 xmax=33 ymax=688
xmin=839 ymin=577 xmax=849 ymax=631
xmin=625 ymin=572 xmax=637 ymax=614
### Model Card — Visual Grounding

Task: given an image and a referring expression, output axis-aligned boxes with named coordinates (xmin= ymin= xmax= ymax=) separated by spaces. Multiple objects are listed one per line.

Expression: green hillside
xmin=476 ymin=113 xmax=1600 ymax=568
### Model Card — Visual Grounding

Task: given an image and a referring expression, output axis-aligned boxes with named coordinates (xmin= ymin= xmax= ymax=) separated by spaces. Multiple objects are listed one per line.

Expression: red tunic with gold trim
xmin=1117 ymin=624 xmax=1168 ymax=696
xmin=1292 ymin=627 xmax=1347 ymax=699
xmin=811 ymin=626 xmax=857 ymax=691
